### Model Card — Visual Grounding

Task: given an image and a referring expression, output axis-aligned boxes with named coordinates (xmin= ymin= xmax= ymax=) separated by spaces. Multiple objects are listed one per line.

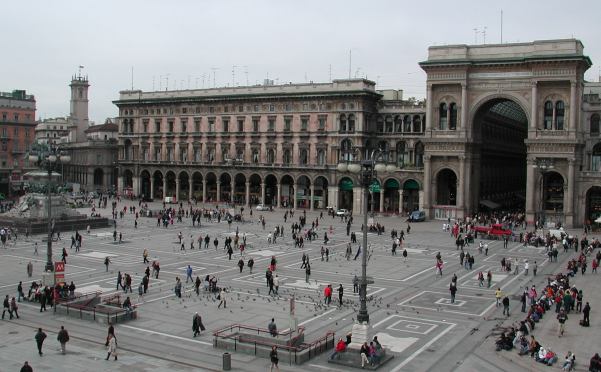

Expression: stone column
xmin=458 ymin=156 xmax=465 ymax=212
xmin=231 ymin=180 xmax=235 ymax=203
xmin=133 ymin=176 xmax=140 ymax=197
xmin=569 ymin=81 xmax=577 ymax=132
xmin=379 ymin=190 xmax=384 ymax=213
xmin=162 ymin=177 xmax=167 ymax=199
xmin=188 ymin=180 xmax=193 ymax=201
xmin=525 ymin=158 xmax=536 ymax=224
xmin=425 ymin=84 xmax=433 ymax=131
xmin=310 ymin=185 xmax=315 ymax=211
xmin=175 ymin=178 xmax=180 ymax=201
xmin=150 ymin=178 xmax=154 ymax=199
xmin=531 ymin=82 xmax=537 ymax=130
xmin=117 ymin=176 xmax=124 ymax=193
xmin=202 ymin=180 xmax=207 ymax=203
xmin=328 ymin=186 xmax=337 ymax=210
xmin=216 ymin=182 xmax=221 ymax=202
xmin=276 ymin=183 xmax=281 ymax=208
xmin=245 ymin=182 xmax=250 ymax=206
xmin=261 ymin=183 xmax=266 ymax=205
xmin=423 ymin=155 xmax=431 ymax=217
xmin=460 ymin=83 xmax=467 ymax=131
xmin=398 ymin=190 xmax=404 ymax=215
xmin=418 ymin=190 xmax=424 ymax=211
xmin=566 ymin=158 xmax=575 ymax=218
xmin=293 ymin=183 xmax=298 ymax=210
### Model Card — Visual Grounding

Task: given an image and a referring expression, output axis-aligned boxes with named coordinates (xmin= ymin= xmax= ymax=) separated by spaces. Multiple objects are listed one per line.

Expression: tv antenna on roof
xmin=211 ymin=67 xmax=218 ymax=88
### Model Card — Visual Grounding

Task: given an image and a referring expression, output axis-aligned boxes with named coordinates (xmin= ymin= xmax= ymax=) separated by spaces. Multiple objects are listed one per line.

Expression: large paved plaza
xmin=1 ymin=200 xmax=599 ymax=372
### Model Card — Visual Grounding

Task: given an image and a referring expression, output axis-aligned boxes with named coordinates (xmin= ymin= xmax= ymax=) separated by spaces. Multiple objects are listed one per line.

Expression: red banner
xmin=54 ymin=262 xmax=65 ymax=283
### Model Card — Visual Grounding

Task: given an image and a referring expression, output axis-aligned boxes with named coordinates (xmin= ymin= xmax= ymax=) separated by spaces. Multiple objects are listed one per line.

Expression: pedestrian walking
xmin=20 ymin=362 xmax=33 ymax=372
xmin=35 ymin=328 xmax=47 ymax=355
xmin=449 ymin=281 xmax=457 ymax=304
xmin=337 ymin=284 xmax=344 ymax=306
xmin=495 ymin=288 xmax=503 ymax=307
xmin=217 ymin=288 xmax=227 ymax=308
xmin=2 ymin=294 xmax=12 ymax=320
xmin=104 ymin=256 xmax=111 ymax=272
xmin=105 ymin=323 xmax=115 ymax=346
xmin=143 ymin=249 xmax=149 ymax=264
xmin=105 ymin=334 xmax=117 ymax=360
xmin=248 ymin=258 xmax=254 ymax=273
xmin=305 ymin=263 xmax=311 ymax=283
xmin=192 ymin=312 xmax=205 ymax=337
xmin=27 ymin=261 xmax=33 ymax=277
xmin=502 ymin=296 xmax=510 ymax=316
xmin=524 ymin=259 xmax=529 ymax=276
xmin=402 ymin=248 xmax=408 ymax=262
xmin=186 ymin=265 xmax=193 ymax=283
xmin=353 ymin=274 xmax=359 ymax=293
xmin=10 ymin=297 xmax=19 ymax=319
xmin=583 ymin=302 xmax=591 ymax=326
xmin=57 ymin=326 xmax=70 ymax=354
xmin=557 ymin=309 xmax=568 ymax=337
xmin=270 ymin=345 xmax=280 ymax=372
xmin=34 ymin=242 xmax=38 ymax=256
xmin=533 ymin=261 xmax=538 ymax=276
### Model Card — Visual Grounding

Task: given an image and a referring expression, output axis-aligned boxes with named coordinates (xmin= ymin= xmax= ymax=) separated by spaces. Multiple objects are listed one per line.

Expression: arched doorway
xmin=249 ymin=174 xmax=262 ymax=206
xmin=152 ymin=171 xmax=163 ymax=199
xmin=191 ymin=172 xmax=203 ymax=201
xmin=586 ymin=187 xmax=601 ymax=225
xmin=473 ymin=98 xmax=528 ymax=212
xmin=93 ymin=168 xmax=104 ymax=188
xmin=220 ymin=173 xmax=232 ymax=203
xmin=165 ymin=171 xmax=176 ymax=199
xmin=234 ymin=173 xmax=246 ymax=205
xmin=205 ymin=172 xmax=217 ymax=202
xmin=383 ymin=178 xmax=400 ymax=213
xmin=296 ymin=175 xmax=311 ymax=209
xmin=314 ymin=176 xmax=329 ymax=209
xmin=435 ymin=169 xmax=457 ymax=220
xmin=264 ymin=174 xmax=277 ymax=206
xmin=140 ymin=170 xmax=151 ymax=199
xmin=402 ymin=179 xmax=420 ymax=213
xmin=338 ymin=177 xmax=354 ymax=211
xmin=541 ymin=171 xmax=564 ymax=224
xmin=280 ymin=175 xmax=294 ymax=208
xmin=123 ymin=170 xmax=134 ymax=188
xmin=178 ymin=171 xmax=189 ymax=201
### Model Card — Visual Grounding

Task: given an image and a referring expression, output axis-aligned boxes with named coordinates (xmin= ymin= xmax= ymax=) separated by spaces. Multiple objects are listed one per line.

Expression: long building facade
xmin=115 ymin=39 xmax=601 ymax=227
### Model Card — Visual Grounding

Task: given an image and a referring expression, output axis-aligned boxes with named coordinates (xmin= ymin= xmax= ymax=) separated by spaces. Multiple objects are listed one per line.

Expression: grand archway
xmin=93 ymin=168 xmax=104 ymax=188
xmin=234 ymin=173 xmax=246 ymax=205
xmin=178 ymin=171 xmax=189 ymax=201
xmin=473 ymin=98 xmax=528 ymax=212
xmin=140 ymin=170 xmax=151 ymax=199
xmin=264 ymin=174 xmax=277 ymax=206
xmin=314 ymin=176 xmax=329 ymax=209
xmin=280 ymin=175 xmax=294 ymax=208
xmin=586 ymin=186 xmax=601 ymax=225
xmin=191 ymin=172 xmax=203 ymax=201
xmin=402 ymin=179 xmax=420 ymax=214
xmin=152 ymin=171 xmax=163 ymax=199
xmin=296 ymin=175 xmax=311 ymax=209
xmin=205 ymin=172 xmax=217 ymax=202
xmin=338 ymin=177 xmax=354 ymax=211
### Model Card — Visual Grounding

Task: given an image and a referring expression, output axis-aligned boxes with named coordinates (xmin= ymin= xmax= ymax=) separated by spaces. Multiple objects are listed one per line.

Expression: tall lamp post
xmin=533 ymin=158 xmax=554 ymax=229
xmin=28 ymin=144 xmax=70 ymax=272
xmin=337 ymin=147 xmax=394 ymax=323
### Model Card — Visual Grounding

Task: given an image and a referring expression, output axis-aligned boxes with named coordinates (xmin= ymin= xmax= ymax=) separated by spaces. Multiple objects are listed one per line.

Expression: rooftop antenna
xmin=78 ymin=65 xmax=84 ymax=78
xmin=187 ymin=75 xmax=191 ymax=89
xmin=329 ymin=64 xmax=332 ymax=82
xmin=211 ymin=67 xmax=218 ymax=88
xmin=348 ymin=49 xmax=352 ymax=79
xmin=483 ymin=26 xmax=487 ymax=44
xmin=500 ymin=9 xmax=503 ymax=43
xmin=232 ymin=65 xmax=237 ymax=87
xmin=202 ymin=73 xmax=206 ymax=88
xmin=165 ymin=74 xmax=170 ymax=91
xmin=195 ymin=77 xmax=199 ymax=89
xmin=152 ymin=76 xmax=155 ymax=91
xmin=473 ymin=28 xmax=479 ymax=44
xmin=355 ymin=67 xmax=362 ymax=78
xmin=244 ymin=65 xmax=249 ymax=86
xmin=131 ymin=66 xmax=134 ymax=90
xmin=159 ymin=75 xmax=163 ymax=91
xmin=304 ymin=72 xmax=307 ymax=82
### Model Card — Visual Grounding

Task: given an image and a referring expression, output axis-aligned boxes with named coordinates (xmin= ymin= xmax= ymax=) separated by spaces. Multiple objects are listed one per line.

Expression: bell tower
xmin=69 ymin=69 xmax=89 ymax=142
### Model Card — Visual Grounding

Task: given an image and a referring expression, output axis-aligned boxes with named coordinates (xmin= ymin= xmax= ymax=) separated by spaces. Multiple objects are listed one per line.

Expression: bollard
xmin=223 ymin=352 xmax=231 ymax=370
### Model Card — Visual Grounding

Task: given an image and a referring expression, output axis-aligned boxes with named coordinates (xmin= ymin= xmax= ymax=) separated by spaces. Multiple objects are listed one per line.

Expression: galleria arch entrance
xmin=472 ymin=98 xmax=528 ymax=213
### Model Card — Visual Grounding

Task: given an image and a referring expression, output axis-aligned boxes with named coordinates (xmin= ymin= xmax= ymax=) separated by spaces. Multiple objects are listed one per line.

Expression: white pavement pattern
xmin=0 ymin=199 xmax=595 ymax=371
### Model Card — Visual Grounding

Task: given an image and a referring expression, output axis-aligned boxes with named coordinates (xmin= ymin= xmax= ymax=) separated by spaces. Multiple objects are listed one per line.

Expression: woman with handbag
xmin=270 ymin=345 xmax=280 ymax=371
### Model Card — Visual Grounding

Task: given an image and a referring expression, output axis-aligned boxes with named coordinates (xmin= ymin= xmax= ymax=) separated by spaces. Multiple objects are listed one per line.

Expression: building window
xmin=143 ymin=120 xmax=149 ymax=133
xmin=301 ymin=117 xmax=308 ymax=131
xmin=14 ymin=114 xmax=19 ymax=122
xmin=449 ymin=103 xmax=457 ymax=130
xmin=238 ymin=105 xmax=244 ymax=113
xmin=299 ymin=149 xmax=308 ymax=165
xmin=376 ymin=116 xmax=383 ymax=133
xmin=238 ymin=119 xmax=244 ymax=132
xmin=209 ymin=106 xmax=215 ymax=113
xmin=222 ymin=118 xmax=229 ymax=132
xmin=167 ymin=148 xmax=173 ymax=162
xmin=208 ymin=119 xmax=215 ymax=132
xmin=543 ymin=101 xmax=553 ymax=130
xmin=317 ymin=149 xmax=325 ymax=165
xmin=252 ymin=119 xmax=259 ymax=132
xmin=155 ymin=148 xmax=161 ymax=161
xmin=592 ymin=143 xmax=601 ymax=171
xmin=14 ymin=128 xmax=18 ymax=136
xmin=268 ymin=119 xmax=275 ymax=131
xmin=2 ymin=128 xmax=7 ymax=138
xmin=555 ymin=101 xmax=565 ymax=130
xmin=283 ymin=149 xmax=291 ymax=164
xmin=194 ymin=148 xmax=201 ymax=162
xmin=254 ymin=105 xmax=259 ymax=112
xmin=269 ymin=104 xmax=275 ymax=112
xmin=591 ymin=114 xmax=600 ymax=136
xmin=252 ymin=149 xmax=259 ymax=163
xmin=385 ymin=116 xmax=393 ymax=133
xmin=182 ymin=107 xmax=187 ymax=114
xmin=396 ymin=141 xmax=406 ymax=167
xmin=195 ymin=120 xmax=201 ymax=132
xmin=340 ymin=114 xmax=348 ymax=132
xmin=439 ymin=103 xmax=448 ymax=130
xmin=181 ymin=120 xmax=187 ymax=133
xmin=340 ymin=139 xmax=353 ymax=161
xmin=413 ymin=115 xmax=422 ymax=133
xmin=348 ymin=114 xmax=355 ymax=132
xmin=267 ymin=149 xmax=275 ymax=164
xmin=155 ymin=120 xmax=161 ymax=133
xmin=284 ymin=118 xmax=291 ymax=131
xmin=180 ymin=148 xmax=187 ymax=162
xmin=168 ymin=121 xmax=174 ymax=132
xmin=224 ymin=105 xmax=229 ymax=113
xmin=25 ymin=129 xmax=30 ymax=138
xmin=318 ymin=116 xmax=326 ymax=130
xmin=208 ymin=148 xmax=215 ymax=162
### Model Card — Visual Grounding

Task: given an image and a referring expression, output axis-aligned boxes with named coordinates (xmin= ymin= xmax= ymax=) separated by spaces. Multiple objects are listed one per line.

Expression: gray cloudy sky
xmin=3 ymin=0 xmax=601 ymax=122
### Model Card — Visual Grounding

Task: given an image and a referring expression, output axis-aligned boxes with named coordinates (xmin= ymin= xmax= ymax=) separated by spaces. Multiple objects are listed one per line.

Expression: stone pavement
xmin=0 ymin=199 xmax=598 ymax=371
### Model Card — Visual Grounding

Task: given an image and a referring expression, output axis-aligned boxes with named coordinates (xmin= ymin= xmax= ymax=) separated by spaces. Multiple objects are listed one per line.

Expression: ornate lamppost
xmin=28 ymin=144 xmax=70 ymax=272
xmin=337 ymin=147 xmax=394 ymax=323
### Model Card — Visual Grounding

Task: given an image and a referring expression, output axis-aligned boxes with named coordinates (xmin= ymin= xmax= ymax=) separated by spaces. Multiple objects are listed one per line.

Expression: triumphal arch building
xmin=419 ymin=39 xmax=595 ymax=227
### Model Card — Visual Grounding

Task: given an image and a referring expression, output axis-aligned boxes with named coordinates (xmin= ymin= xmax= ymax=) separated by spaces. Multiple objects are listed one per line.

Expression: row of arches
xmin=376 ymin=115 xmax=423 ymax=133
xmin=339 ymin=139 xmax=425 ymax=168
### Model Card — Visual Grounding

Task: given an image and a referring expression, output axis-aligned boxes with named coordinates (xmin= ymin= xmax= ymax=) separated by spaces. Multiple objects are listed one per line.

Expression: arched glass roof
xmin=488 ymin=100 xmax=527 ymax=125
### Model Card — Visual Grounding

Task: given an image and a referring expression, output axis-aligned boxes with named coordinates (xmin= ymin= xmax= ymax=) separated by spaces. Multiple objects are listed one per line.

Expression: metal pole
xmin=46 ymin=164 xmax=53 ymax=272
xmin=357 ymin=162 xmax=370 ymax=324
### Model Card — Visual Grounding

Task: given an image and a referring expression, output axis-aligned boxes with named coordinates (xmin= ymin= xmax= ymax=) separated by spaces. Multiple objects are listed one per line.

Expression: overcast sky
xmin=3 ymin=0 xmax=601 ymax=123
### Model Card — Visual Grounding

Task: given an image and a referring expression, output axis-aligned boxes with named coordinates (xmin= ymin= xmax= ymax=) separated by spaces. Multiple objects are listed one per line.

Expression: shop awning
xmin=385 ymin=179 xmax=400 ymax=189
xmin=339 ymin=179 xmax=354 ymax=191
xmin=403 ymin=179 xmax=419 ymax=190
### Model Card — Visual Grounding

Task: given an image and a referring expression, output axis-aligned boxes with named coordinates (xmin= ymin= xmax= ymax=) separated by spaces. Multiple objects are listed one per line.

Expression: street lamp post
xmin=534 ymin=159 xmax=554 ymax=230
xmin=28 ymin=144 xmax=70 ymax=272
xmin=338 ymin=148 xmax=392 ymax=324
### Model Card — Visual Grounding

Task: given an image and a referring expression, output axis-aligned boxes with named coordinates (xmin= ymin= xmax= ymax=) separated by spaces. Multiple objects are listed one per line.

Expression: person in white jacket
xmin=106 ymin=334 xmax=117 ymax=361
xmin=273 ymin=275 xmax=279 ymax=296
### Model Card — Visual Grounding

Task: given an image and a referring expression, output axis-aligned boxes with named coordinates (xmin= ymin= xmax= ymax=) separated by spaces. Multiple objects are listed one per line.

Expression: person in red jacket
xmin=324 ymin=285 xmax=332 ymax=306
xmin=329 ymin=338 xmax=347 ymax=360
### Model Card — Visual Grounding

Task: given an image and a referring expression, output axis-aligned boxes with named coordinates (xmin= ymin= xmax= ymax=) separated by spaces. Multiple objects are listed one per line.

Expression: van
xmin=409 ymin=210 xmax=425 ymax=222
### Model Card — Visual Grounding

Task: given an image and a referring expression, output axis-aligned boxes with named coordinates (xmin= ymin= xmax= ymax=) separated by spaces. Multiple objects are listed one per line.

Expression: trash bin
xmin=222 ymin=352 xmax=231 ymax=371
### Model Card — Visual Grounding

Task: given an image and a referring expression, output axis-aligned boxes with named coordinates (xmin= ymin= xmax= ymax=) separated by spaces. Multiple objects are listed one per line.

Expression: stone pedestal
xmin=348 ymin=322 xmax=370 ymax=350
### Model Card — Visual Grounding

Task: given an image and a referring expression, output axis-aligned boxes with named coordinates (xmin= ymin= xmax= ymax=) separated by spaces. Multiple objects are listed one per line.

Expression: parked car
xmin=255 ymin=204 xmax=270 ymax=211
xmin=336 ymin=208 xmax=349 ymax=216
xmin=408 ymin=210 xmax=426 ymax=222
